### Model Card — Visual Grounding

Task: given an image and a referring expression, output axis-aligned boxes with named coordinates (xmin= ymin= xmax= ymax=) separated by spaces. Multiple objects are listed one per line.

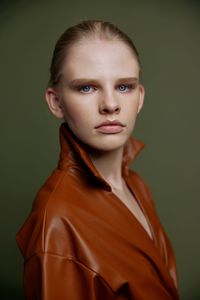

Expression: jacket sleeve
xmin=23 ymin=252 xmax=116 ymax=300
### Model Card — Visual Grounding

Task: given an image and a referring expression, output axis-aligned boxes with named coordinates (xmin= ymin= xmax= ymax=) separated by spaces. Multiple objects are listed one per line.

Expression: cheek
xmin=125 ymin=97 xmax=139 ymax=117
xmin=62 ymin=98 xmax=93 ymax=126
xmin=129 ymin=91 xmax=140 ymax=115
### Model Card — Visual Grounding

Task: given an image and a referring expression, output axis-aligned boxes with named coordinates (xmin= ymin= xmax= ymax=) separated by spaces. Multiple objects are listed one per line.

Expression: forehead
xmin=62 ymin=39 xmax=140 ymax=79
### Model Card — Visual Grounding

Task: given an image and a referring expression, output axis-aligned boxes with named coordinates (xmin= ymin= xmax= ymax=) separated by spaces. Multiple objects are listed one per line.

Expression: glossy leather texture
xmin=16 ymin=122 xmax=180 ymax=299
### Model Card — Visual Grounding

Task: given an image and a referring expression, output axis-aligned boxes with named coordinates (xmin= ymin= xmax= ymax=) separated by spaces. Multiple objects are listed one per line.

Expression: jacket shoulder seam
xmin=24 ymin=251 xmax=115 ymax=294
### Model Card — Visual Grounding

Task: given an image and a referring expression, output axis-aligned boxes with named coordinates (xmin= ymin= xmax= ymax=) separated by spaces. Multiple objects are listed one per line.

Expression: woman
xmin=16 ymin=20 xmax=180 ymax=299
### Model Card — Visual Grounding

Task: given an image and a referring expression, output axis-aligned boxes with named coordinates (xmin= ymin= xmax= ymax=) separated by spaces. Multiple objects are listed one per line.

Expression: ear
xmin=137 ymin=84 xmax=145 ymax=114
xmin=45 ymin=88 xmax=64 ymax=119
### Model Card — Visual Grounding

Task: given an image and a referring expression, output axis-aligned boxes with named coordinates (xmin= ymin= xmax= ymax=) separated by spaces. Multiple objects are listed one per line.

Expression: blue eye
xmin=118 ymin=84 xmax=131 ymax=92
xmin=78 ymin=85 xmax=93 ymax=93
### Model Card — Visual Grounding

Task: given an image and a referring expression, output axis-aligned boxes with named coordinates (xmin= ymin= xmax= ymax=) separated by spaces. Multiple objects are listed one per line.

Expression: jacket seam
xmin=24 ymin=251 xmax=115 ymax=294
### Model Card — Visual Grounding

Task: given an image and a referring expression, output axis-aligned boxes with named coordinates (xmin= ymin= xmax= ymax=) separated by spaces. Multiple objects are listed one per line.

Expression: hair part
xmin=48 ymin=19 xmax=142 ymax=88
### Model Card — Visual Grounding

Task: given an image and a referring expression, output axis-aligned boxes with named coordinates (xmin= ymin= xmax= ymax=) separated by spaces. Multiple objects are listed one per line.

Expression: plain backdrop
xmin=0 ymin=0 xmax=199 ymax=299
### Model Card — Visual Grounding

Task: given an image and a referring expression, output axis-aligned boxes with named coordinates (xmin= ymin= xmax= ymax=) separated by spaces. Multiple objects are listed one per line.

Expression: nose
xmin=99 ymin=89 xmax=121 ymax=115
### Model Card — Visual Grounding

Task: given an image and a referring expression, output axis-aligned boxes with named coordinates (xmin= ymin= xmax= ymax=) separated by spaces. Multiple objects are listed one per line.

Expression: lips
xmin=95 ymin=120 xmax=126 ymax=134
xmin=95 ymin=120 xmax=125 ymax=128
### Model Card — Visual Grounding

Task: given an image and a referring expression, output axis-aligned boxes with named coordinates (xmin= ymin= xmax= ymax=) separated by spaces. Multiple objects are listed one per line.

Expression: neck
xmin=88 ymin=146 xmax=125 ymax=190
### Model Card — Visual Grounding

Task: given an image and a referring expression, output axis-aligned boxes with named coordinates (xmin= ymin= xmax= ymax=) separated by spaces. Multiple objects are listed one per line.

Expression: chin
xmin=87 ymin=136 xmax=127 ymax=152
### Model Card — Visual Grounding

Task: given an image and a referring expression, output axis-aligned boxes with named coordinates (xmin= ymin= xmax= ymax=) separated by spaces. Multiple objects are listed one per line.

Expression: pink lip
xmin=95 ymin=125 xmax=125 ymax=134
xmin=95 ymin=120 xmax=125 ymax=128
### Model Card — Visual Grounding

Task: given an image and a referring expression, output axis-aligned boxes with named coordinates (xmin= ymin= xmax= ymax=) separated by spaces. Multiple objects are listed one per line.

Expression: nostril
xmin=100 ymin=102 xmax=120 ymax=114
xmin=101 ymin=107 xmax=120 ymax=114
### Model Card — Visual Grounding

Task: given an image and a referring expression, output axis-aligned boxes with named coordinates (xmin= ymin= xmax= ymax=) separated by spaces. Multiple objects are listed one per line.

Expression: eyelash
xmin=76 ymin=84 xmax=136 ymax=94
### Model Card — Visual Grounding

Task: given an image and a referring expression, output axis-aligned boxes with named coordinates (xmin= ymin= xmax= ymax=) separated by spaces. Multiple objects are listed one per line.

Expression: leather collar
xmin=57 ymin=122 xmax=146 ymax=188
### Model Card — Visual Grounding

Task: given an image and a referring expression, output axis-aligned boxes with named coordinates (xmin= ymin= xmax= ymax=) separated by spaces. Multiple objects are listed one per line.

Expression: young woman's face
xmin=48 ymin=38 xmax=144 ymax=152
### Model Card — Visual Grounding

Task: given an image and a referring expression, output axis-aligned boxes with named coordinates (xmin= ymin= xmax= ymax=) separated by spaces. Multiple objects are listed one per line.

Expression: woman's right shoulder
xmin=16 ymin=168 xmax=78 ymax=260
xmin=32 ymin=168 xmax=67 ymax=210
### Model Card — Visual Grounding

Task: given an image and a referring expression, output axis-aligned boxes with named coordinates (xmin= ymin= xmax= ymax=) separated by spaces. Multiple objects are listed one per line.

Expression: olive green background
xmin=0 ymin=0 xmax=199 ymax=299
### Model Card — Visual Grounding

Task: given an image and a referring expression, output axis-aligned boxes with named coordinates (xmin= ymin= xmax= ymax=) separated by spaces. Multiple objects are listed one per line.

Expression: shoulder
xmin=32 ymin=168 xmax=75 ymax=210
xmin=16 ymin=168 xmax=80 ymax=260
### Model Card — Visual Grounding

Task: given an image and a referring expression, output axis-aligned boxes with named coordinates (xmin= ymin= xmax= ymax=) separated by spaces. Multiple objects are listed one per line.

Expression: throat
xmin=111 ymin=181 xmax=154 ymax=241
xmin=88 ymin=146 xmax=124 ymax=186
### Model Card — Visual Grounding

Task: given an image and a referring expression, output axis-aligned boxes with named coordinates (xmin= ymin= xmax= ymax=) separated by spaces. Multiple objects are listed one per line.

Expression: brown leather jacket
xmin=16 ymin=122 xmax=180 ymax=299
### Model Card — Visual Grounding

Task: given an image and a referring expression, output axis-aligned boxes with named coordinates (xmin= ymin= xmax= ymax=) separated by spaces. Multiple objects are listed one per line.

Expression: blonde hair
xmin=48 ymin=19 xmax=141 ymax=87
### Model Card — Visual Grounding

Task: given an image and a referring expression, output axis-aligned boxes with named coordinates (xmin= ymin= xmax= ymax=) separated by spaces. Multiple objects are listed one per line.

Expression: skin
xmin=45 ymin=37 xmax=145 ymax=190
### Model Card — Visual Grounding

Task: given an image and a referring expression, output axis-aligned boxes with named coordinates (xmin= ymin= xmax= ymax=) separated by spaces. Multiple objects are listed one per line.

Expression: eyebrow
xmin=67 ymin=77 xmax=139 ymax=86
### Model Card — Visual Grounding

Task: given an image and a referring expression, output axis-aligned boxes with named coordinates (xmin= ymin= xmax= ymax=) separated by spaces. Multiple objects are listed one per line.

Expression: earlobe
xmin=45 ymin=88 xmax=64 ymax=119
